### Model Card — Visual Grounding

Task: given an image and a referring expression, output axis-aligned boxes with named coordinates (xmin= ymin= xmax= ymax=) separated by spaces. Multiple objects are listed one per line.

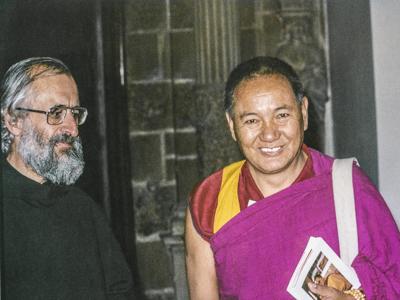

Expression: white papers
xmin=287 ymin=237 xmax=361 ymax=300
xmin=247 ymin=199 xmax=256 ymax=207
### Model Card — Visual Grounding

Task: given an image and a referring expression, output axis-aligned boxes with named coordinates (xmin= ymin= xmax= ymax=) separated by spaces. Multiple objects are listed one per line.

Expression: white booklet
xmin=287 ymin=237 xmax=361 ymax=300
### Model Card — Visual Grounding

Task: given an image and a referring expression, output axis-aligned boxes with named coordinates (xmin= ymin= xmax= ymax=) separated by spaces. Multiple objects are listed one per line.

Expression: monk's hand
xmin=308 ymin=282 xmax=355 ymax=300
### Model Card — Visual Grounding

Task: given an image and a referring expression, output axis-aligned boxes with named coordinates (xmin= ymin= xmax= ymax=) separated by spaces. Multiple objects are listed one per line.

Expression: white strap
xmin=332 ymin=158 xmax=359 ymax=266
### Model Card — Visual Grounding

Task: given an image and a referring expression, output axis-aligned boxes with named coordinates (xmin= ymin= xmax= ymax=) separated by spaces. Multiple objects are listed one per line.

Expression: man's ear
xmin=4 ymin=113 xmax=23 ymax=136
xmin=225 ymin=112 xmax=237 ymax=142
xmin=300 ymin=96 xmax=309 ymax=131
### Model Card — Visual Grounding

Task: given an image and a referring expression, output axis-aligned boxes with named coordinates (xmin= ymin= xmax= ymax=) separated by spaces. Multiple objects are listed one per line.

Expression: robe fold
xmin=208 ymin=149 xmax=400 ymax=299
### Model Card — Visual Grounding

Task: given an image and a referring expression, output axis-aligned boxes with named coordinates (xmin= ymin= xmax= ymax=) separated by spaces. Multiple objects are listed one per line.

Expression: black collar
xmin=1 ymin=157 xmax=69 ymax=207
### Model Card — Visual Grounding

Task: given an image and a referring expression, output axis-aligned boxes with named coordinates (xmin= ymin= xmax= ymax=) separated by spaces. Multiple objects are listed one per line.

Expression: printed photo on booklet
xmin=287 ymin=237 xmax=361 ymax=300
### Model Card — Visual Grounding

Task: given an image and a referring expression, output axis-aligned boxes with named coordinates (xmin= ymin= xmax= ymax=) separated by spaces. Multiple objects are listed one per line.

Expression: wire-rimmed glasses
xmin=15 ymin=104 xmax=88 ymax=125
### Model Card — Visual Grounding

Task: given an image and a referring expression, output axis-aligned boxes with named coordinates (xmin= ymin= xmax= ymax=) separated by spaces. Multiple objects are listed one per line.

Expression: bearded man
xmin=1 ymin=57 xmax=134 ymax=299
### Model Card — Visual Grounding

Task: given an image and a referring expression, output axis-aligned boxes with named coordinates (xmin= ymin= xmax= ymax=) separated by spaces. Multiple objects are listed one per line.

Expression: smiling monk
xmin=185 ymin=56 xmax=400 ymax=300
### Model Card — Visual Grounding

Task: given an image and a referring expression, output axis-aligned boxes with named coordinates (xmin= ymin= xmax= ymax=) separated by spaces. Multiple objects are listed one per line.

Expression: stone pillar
xmin=253 ymin=0 xmax=328 ymax=150
xmin=192 ymin=0 xmax=242 ymax=178
xmin=162 ymin=1 xmax=241 ymax=299
xmin=195 ymin=0 xmax=239 ymax=84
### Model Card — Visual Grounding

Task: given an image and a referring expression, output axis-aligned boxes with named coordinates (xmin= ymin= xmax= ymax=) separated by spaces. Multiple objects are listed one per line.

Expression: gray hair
xmin=1 ymin=57 xmax=72 ymax=154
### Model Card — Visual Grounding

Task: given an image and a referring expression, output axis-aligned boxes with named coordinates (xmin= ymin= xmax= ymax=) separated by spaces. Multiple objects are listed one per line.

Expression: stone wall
xmin=124 ymin=0 xmax=328 ymax=299
xmin=125 ymin=1 xmax=197 ymax=298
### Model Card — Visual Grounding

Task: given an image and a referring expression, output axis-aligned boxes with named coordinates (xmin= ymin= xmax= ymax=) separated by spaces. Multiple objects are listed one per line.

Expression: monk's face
xmin=226 ymin=74 xmax=308 ymax=180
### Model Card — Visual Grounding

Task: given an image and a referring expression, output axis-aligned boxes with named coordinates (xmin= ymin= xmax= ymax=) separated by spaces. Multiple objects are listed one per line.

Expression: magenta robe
xmin=210 ymin=149 xmax=400 ymax=299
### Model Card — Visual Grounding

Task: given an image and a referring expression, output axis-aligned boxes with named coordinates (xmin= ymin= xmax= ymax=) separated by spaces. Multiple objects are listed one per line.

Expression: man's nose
xmin=61 ymin=109 xmax=79 ymax=137
xmin=259 ymin=121 xmax=279 ymax=141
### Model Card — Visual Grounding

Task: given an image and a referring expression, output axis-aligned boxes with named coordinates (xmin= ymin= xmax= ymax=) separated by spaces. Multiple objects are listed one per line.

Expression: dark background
xmin=0 ymin=0 xmax=142 ymax=297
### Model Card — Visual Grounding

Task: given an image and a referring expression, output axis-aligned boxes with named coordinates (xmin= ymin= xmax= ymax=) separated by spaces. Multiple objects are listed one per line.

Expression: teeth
xmin=260 ymin=147 xmax=281 ymax=153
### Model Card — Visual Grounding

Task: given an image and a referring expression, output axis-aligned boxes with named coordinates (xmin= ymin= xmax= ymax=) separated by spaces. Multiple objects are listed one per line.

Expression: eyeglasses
xmin=15 ymin=105 xmax=88 ymax=125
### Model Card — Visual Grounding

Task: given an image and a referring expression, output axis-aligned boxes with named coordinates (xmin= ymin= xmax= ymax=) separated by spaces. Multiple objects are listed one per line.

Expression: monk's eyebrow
xmin=238 ymin=112 xmax=258 ymax=119
xmin=274 ymin=104 xmax=294 ymax=111
xmin=239 ymin=105 xmax=294 ymax=117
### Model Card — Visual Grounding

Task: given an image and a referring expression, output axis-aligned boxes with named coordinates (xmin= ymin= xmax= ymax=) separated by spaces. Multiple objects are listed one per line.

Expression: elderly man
xmin=1 ymin=57 xmax=134 ymax=299
xmin=185 ymin=56 xmax=400 ymax=299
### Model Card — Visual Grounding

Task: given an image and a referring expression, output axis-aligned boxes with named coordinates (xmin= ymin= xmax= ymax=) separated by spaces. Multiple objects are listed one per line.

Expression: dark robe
xmin=2 ymin=158 xmax=134 ymax=299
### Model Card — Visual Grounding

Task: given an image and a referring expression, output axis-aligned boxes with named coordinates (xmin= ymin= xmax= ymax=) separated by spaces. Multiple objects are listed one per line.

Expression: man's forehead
xmin=29 ymin=64 xmax=51 ymax=75
xmin=234 ymin=74 xmax=295 ymax=100
xmin=237 ymin=74 xmax=291 ymax=89
xmin=28 ymin=72 xmax=79 ymax=107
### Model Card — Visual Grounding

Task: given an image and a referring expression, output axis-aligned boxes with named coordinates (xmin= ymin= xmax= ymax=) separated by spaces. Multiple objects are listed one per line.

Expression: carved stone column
xmin=193 ymin=0 xmax=242 ymax=178
xmin=195 ymin=0 xmax=239 ymax=84
xmin=254 ymin=0 xmax=328 ymax=150
xmin=278 ymin=0 xmax=328 ymax=151
xmin=162 ymin=1 xmax=241 ymax=299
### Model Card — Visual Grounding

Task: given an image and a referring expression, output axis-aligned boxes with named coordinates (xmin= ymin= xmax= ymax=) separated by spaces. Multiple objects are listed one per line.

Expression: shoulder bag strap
xmin=332 ymin=158 xmax=359 ymax=266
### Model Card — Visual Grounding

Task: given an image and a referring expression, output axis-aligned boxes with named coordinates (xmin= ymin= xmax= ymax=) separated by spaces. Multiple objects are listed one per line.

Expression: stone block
xmin=259 ymin=0 xmax=281 ymax=11
xmin=128 ymin=83 xmax=173 ymax=131
xmin=175 ymin=132 xmax=197 ymax=156
xmin=170 ymin=0 xmax=194 ymax=29
xmin=189 ymin=85 xmax=243 ymax=176
xmin=145 ymin=292 xmax=175 ymax=300
xmin=166 ymin=159 xmax=176 ymax=182
xmin=134 ymin=183 xmax=177 ymax=235
xmin=126 ymin=33 xmax=160 ymax=81
xmin=125 ymin=0 xmax=166 ymax=31
xmin=262 ymin=15 xmax=283 ymax=55
xmin=130 ymin=134 xmax=162 ymax=181
xmin=238 ymin=1 xmax=255 ymax=28
xmin=280 ymin=0 xmax=314 ymax=11
xmin=240 ymin=29 xmax=257 ymax=62
xmin=157 ymin=184 xmax=177 ymax=222
xmin=171 ymin=83 xmax=196 ymax=128
xmin=170 ymin=31 xmax=196 ymax=79
xmin=136 ymin=241 xmax=173 ymax=290
xmin=165 ymin=132 xmax=175 ymax=155
xmin=175 ymin=158 xmax=200 ymax=203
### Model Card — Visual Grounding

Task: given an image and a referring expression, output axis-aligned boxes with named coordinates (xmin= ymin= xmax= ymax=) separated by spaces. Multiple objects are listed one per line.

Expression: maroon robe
xmin=209 ymin=149 xmax=400 ymax=299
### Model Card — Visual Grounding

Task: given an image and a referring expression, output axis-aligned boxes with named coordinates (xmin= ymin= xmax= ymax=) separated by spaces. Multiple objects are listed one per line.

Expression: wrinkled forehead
xmin=27 ymin=71 xmax=79 ymax=108
xmin=27 ymin=64 xmax=65 ymax=79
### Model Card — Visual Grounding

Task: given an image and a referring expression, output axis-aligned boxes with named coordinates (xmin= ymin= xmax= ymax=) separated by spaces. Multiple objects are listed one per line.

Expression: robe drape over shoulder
xmin=191 ymin=148 xmax=400 ymax=299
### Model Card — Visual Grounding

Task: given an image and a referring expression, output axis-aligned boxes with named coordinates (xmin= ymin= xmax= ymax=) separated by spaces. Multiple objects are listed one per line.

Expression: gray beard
xmin=17 ymin=126 xmax=85 ymax=185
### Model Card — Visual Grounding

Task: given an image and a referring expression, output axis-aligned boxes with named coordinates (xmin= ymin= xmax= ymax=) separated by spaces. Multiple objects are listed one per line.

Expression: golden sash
xmin=213 ymin=160 xmax=245 ymax=233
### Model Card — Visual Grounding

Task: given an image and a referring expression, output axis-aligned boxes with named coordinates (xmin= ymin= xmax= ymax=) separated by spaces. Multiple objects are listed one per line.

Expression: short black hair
xmin=224 ymin=56 xmax=304 ymax=115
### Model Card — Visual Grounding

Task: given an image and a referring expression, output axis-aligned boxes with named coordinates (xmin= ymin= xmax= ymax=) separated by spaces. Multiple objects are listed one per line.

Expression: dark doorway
xmin=0 ymin=0 xmax=142 ymax=296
